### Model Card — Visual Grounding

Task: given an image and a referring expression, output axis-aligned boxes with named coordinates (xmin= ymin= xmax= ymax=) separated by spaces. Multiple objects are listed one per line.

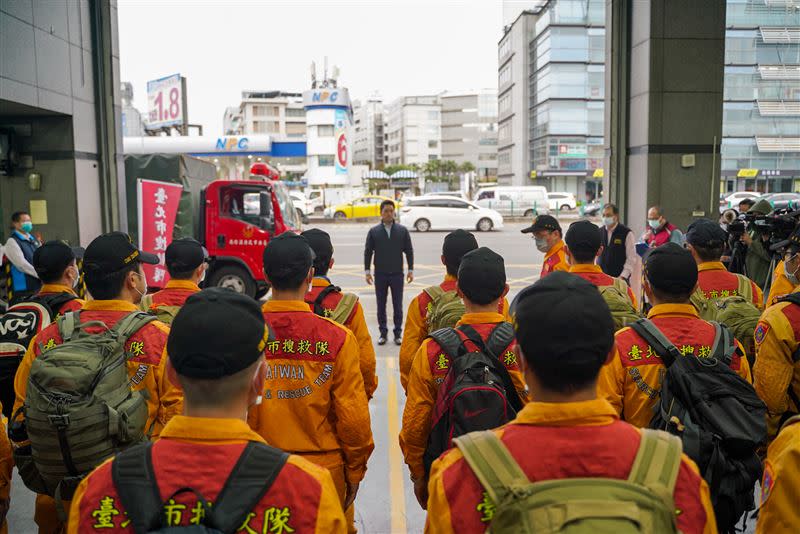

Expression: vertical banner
xmin=335 ymin=108 xmax=349 ymax=176
xmin=137 ymin=179 xmax=183 ymax=287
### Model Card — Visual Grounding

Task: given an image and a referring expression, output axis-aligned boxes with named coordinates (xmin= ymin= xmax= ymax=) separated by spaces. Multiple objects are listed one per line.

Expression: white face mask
xmin=786 ymin=255 xmax=800 ymax=285
xmin=535 ymin=237 xmax=551 ymax=253
xmin=648 ymin=219 xmax=661 ymax=230
xmin=133 ymin=271 xmax=148 ymax=301
xmin=71 ymin=267 xmax=81 ymax=289
xmin=603 ymin=217 xmax=616 ymax=227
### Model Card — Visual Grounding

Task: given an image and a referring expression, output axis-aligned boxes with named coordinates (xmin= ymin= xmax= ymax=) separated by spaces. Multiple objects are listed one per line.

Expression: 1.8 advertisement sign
xmin=146 ymin=74 xmax=185 ymax=129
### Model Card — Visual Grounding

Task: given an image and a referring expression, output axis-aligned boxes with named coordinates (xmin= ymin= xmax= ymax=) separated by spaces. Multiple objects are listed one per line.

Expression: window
xmin=428 ymin=110 xmax=440 ymax=120
xmin=499 ymin=93 xmax=512 ymax=114
xmin=499 ymin=37 xmax=511 ymax=60
xmin=428 ymin=140 xmax=438 ymax=148
xmin=428 ymin=154 xmax=439 ymax=161
xmin=317 ymin=125 xmax=334 ymax=137
xmin=286 ymin=108 xmax=305 ymax=117
xmin=318 ymin=155 xmax=335 ymax=166
xmin=499 ymin=64 xmax=512 ymax=86
xmin=498 ymin=122 xmax=512 ymax=143
xmin=477 ymin=190 xmax=495 ymax=200
xmin=220 ymin=188 xmax=271 ymax=230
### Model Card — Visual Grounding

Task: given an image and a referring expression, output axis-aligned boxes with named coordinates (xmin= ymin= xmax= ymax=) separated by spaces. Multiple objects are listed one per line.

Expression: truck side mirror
xmin=259 ymin=191 xmax=275 ymax=230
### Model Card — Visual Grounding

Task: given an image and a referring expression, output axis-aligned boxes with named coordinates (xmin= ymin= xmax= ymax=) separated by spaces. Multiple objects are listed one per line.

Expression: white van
xmin=474 ymin=186 xmax=550 ymax=217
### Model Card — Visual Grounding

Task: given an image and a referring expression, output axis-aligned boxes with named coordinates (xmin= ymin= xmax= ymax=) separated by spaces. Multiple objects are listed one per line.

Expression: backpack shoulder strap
xmin=485 ymin=322 xmax=515 ymax=361
xmin=331 ymin=292 xmax=359 ymax=324
xmin=112 ymin=311 xmax=158 ymax=343
xmin=629 ymin=318 xmax=682 ymax=367
xmin=627 ymin=429 xmax=682 ymax=520
xmin=423 ymin=285 xmax=445 ymax=300
xmin=457 ymin=324 xmax=488 ymax=354
xmin=735 ymin=275 xmax=753 ymax=302
xmin=708 ymin=322 xmax=736 ymax=365
xmin=312 ymin=284 xmax=341 ymax=317
xmin=778 ymin=292 xmax=800 ymax=307
xmin=454 ymin=430 xmax=527 ymax=506
xmin=112 ymin=442 xmax=161 ymax=534
xmin=612 ymin=277 xmax=628 ymax=294
xmin=428 ymin=327 xmax=464 ymax=359
xmin=32 ymin=292 xmax=78 ymax=315
xmin=780 ymin=414 xmax=800 ymax=433
xmin=57 ymin=310 xmax=80 ymax=343
xmin=139 ymin=294 xmax=154 ymax=312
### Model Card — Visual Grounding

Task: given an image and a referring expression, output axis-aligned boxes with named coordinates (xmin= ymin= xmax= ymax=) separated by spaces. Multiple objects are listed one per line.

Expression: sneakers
xmin=394 ymin=337 xmax=402 ymax=346
xmin=378 ymin=336 xmax=387 ymax=346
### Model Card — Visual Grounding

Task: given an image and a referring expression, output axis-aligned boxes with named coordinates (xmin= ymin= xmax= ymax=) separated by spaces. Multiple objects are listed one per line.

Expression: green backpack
xmin=425 ymin=285 xmax=466 ymax=332
xmin=455 ymin=429 xmax=683 ymax=534
xmin=690 ymin=276 xmax=761 ymax=366
xmin=598 ymin=278 xmax=642 ymax=331
xmin=12 ymin=310 xmax=153 ymax=505
xmin=139 ymin=294 xmax=180 ymax=325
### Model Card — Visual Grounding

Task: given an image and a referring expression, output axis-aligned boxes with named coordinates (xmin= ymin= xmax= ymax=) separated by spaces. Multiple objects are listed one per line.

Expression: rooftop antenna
xmin=331 ymin=65 xmax=340 ymax=88
xmin=310 ymin=61 xmax=317 ymax=89
xmin=323 ymin=56 xmax=329 ymax=87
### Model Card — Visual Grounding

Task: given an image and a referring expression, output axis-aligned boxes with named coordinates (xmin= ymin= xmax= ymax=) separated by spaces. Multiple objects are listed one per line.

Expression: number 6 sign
xmin=146 ymin=74 xmax=186 ymax=129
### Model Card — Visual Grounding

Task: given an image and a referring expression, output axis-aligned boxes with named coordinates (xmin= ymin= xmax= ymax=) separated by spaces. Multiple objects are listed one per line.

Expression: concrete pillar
xmin=604 ymin=0 xmax=727 ymax=234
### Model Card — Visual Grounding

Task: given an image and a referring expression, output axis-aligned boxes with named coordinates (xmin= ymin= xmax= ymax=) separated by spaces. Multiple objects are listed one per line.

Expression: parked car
xmin=324 ymin=195 xmax=398 ymax=219
xmin=423 ymin=191 xmax=469 ymax=200
xmin=399 ymin=197 xmax=503 ymax=232
xmin=289 ymin=191 xmax=313 ymax=223
xmin=474 ymin=186 xmax=550 ymax=217
xmin=757 ymin=192 xmax=800 ymax=211
xmin=547 ymin=192 xmax=577 ymax=211
xmin=719 ymin=191 xmax=760 ymax=213
xmin=583 ymin=198 xmax=604 ymax=216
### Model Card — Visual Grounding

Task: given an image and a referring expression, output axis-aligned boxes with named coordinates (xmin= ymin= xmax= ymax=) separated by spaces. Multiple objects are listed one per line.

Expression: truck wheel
xmin=207 ymin=265 xmax=256 ymax=298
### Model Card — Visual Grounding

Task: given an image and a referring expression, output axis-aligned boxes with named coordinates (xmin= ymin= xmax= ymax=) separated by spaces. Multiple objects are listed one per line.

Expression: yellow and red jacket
xmin=305 ymin=278 xmax=377 ymax=399
xmin=37 ymin=284 xmax=85 ymax=315
xmin=597 ymin=303 xmax=751 ymax=429
xmin=766 ymin=260 xmax=796 ymax=307
xmin=0 ymin=402 xmax=11 ymax=511
xmin=753 ymin=286 xmax=800 ymax=439
xmin=756 ymin=416 xmax=800 ymax=534
xmin=399 ymin=275 xmax=511 ymax=391
xmin=696 ymin=262 xmax=763 ymax=309
xmin=425 ymin=399 xmax=717 ymax=534
xmin=13 ymin=300 xmax=183 ymax=440
xmin=540 ymin=239 xmax=569 ymax=279
xmin=248 ymin=300 xmax=374 ymax=486
xmin=399 ymin=313 xmax=528 ymax=482
xmin=568 ymin=264 xmax=638 ymax=308
xmin=68 ymin=415 xmax=346 ymax=533
xmin=146 ymin=279 xmax=201 ymax=311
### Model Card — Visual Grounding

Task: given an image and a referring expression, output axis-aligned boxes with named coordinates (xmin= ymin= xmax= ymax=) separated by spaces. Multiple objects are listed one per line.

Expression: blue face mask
xmin=648 ymin=219 xmax=660 ymax=230
xmin=21 ymin=222 xmax=33 ymax=233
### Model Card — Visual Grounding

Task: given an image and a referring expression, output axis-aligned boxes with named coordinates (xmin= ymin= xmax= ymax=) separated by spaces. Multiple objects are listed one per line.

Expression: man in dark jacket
xmin=364 ymin=200 xmax=414 ymax=345
xmin=599 ymin=203 xmax=636 ymax=281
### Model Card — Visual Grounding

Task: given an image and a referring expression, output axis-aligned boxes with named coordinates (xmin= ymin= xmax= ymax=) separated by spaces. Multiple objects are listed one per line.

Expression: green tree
xmin=459 ymin=161 xmax=476 ymax=174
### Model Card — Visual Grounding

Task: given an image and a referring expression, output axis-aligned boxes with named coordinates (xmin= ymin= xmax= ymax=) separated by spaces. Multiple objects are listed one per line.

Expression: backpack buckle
xmin=48 ymin=414 xmax=70 ymax=428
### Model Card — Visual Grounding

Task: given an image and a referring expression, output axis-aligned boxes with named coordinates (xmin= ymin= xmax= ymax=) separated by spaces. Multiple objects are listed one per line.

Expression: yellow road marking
xmin=386 ymin=356 xmax=407 ymax=533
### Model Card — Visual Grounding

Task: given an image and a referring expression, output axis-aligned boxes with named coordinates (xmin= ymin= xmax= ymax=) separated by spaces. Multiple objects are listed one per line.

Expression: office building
xmin=441 ymin=89 xmax=499 ymax=181
xmin=385 ymin=95 xmax=441 ymax=166
xmin=224 ymin=91 xmax=306 ymax=138
xmin=722 ymin=0 xmax=800 ymax=193
xmin=121 ymin=82 xmax=145 ymax=137
xmin=353 ymin=96 xmax=384 ymax=167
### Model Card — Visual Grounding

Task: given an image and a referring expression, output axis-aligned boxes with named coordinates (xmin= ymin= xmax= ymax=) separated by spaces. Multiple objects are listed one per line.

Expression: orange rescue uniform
xmin=13 ymin=300 xmax=184 ymax=532
xmin=568 ymin=264 xmax=638 ymax=308
xmin=425 ymin=399 xmax=717 ymax=534
xmin=766 ymin=261 xmax=795 ymax=307
xmin=37 ymin=284 xmax=85 ymax=315
xmin=399 ymin=275 xmax=511 ymax=391
xmin=597 ymin=303 xmax=751 ymax=428
xmin=0 ymin=403 xmax=11 ymax=534
xmin=248 ymin=301 xmax=374 ymax=509
xmin=756 ymin=416 xmax=800 ymax=534
xmin=68 ymin=415 xmax=346 ymax=533
xmin=696 ymin=261 xmax=763 ymax=309
xmin=305 ymin=278 xmax=377 ymax=398
xmin=540 ymin=239 xmax=569 ymax=279
xmin=753 ymin=286 xmax=800 ymax=439
xmin=399 ymin=313 xmax=528 ymax=482
xmin=145 ymin=279 xmax=201 ymax=311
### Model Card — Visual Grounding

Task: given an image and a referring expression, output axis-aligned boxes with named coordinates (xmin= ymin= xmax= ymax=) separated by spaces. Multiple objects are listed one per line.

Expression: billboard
xmin=303 ymin=87 xmax=351 ymax=109
xmin=146 ymin=73 xmax=186 ymax=129
xmin=334 ymin=109 xmax=348 ymax=175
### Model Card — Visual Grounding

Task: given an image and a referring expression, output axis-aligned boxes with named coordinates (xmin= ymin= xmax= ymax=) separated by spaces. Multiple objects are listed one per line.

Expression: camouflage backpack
xmin=425 ymin=285 xmax=466 ymax=332
xmin=598 ymin=278 xmax=642 ymax=331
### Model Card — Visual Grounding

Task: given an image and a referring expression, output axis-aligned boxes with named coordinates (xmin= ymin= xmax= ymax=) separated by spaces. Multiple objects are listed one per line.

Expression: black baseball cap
xmin=771 ymin=224 xmax=800 ymax=253
xmin=458 ymin=247 xmax=506 ymax=304
xmin=165 ymin=238 xmax=208 ymax=272
xmin=644 ymin=242 xmax=698 ymax=294
xmin=512 ymin=271 xmax=614 ymax=364
xmin=83 ymin=232 xmax=159 ymax=275
xmin=301 ymin=228 xmax=333 ymax=260
xmin=263 ymin=232 xmax=315 ymax=278
xmin=168 ymin=288 xmax=269 ymax=379
xmin=33 ymin=241 xmax=84 ymax=279
xmin=685 ymin=218 xmax=727 ymax=247
xmin=521 ymin=214 xmax=561 ymax=234
xmin=443 ymin=229 xmax=478 ymax=260
xmin=565 ymin=220 xmax=602 ymax=255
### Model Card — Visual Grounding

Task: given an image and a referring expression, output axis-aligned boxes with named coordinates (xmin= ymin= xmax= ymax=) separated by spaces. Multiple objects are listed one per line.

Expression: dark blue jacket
xmin=364 ymin=222 xmax=414 ymax=274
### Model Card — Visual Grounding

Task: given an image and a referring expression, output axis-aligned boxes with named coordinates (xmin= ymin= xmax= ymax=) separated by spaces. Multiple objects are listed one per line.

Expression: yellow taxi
xmin=328 ymin=195 xmax=399 ymax=219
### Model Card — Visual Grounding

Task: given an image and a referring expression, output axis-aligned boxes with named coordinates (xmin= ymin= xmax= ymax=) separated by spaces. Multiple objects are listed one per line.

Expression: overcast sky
xmin=118 ymin=0 xmax=527 ymax=135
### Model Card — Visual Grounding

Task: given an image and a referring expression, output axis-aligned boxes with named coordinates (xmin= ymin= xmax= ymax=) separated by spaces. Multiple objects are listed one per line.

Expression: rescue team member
xmin=753 ymin=228 xmax=800 ymax=439
xmin=364 ymin=200 xmax=414 ymax=346
xmin=564 ymin=220 xmax=637 ymax=308
xmin=250 ymin=233 xmax=373 ymax=533
xmin=766 ymin=260 xmax=797 ymax=307
xmin=398 ymin=230 xmax=512 ymax=391
xmin=4 ymin=211 xmax=41 ymax=302
xmin=685 ymin=218 xmax=763 ymax=308
xmin=426 ymin=272 xmax=716 ymax=534
xmin=756 ymin=415 xmax=800 ymax=533
xmin=68 ymin=288 xmax=346 ymax=533
xmin=400 ymin=247 xmax=527 ymax=508
xmin=599 ymin=203 xmax=636 ymax=281
xmin=643 ymin=206 xmax=683 ymax=248
xmin=141 ymin=238 xmax=207 ymax=323
xmin=302 ymin=228 xmax=377 ymax=399
xmin=31 ymin=241 xmax=85 ymax=315
xmin=520 ymin=215 xmax=568 ymax=279
xmin=0 ymin=402 xmax=11 ymax=534
xmin=13 ymin=232 xmax=184 ymax=533
xmin=597 ymin=243 xmax=751 ymax=429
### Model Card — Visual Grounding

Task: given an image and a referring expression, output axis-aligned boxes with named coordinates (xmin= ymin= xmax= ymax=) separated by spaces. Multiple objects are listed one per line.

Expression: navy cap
xmin=165 ymin=238 xmax=208 ymax=272
xmin=458 ymin=247 xmax=506 ymax=304
xmin=686 ymin=218 xmax=727 ymax=247
xmin=83 ymin=232 xmax=158 ymax=276
xmin=33 ymin=241 xmax=84 ymax=279
xmin=644 ymin=243 xmax=698 ymax=294
xmin=263 ymin=232 xmax=315 ymax=278
xmin=301 ymin=228 xmax=333 ymax=260
xmin=565 ymin=220 xmax=602 ymax=255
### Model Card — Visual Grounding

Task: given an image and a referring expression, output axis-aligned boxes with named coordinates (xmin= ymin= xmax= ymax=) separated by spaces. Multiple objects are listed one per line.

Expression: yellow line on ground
xmin=386 ymin=357 xmax=407 ymax=534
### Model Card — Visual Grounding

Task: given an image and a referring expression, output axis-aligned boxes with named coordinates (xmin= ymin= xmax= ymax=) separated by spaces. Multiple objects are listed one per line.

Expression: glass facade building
xmin=722 ymin=0 xmax=800 ymax=193
xmin=527 ymin=0 xmax=606 ymax=201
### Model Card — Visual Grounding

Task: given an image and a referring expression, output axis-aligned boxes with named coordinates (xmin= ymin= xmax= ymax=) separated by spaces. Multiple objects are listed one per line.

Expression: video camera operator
xmin=738 ymin=199 xmax=774 ymax=289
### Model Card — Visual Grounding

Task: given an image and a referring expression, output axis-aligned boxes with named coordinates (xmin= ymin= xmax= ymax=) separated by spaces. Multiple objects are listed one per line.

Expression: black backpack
xmin=308 ymin=284 xmax=358 ymax=324
xmin=0 ymin=292 xmax=77 ymax=418
xmin=112 ymin=441 xmax=289 ymax=533
xmin=630 ymin=318 xmax=767 ymax=534
xmin=422 ymin=323 xmax=523 ymax=476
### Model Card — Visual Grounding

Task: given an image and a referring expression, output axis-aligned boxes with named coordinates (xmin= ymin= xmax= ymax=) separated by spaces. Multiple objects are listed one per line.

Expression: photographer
xmin=741 ymin=199 xmax=774 ymax=290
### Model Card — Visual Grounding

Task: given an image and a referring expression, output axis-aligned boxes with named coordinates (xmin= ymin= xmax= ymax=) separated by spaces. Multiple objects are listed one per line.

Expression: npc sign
xmin=137 ymin=179 xmax=183 ymax=286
